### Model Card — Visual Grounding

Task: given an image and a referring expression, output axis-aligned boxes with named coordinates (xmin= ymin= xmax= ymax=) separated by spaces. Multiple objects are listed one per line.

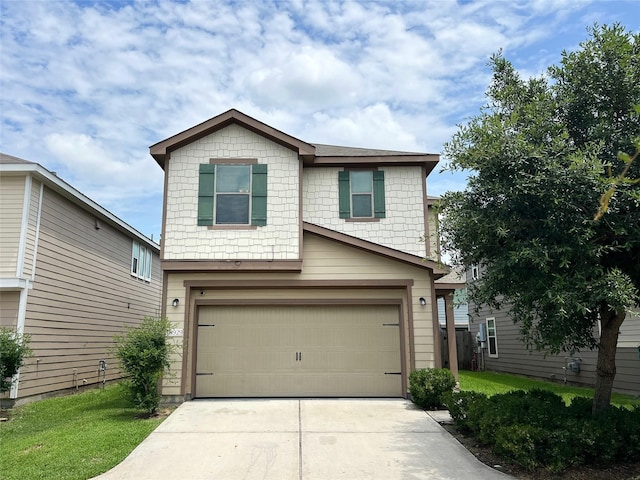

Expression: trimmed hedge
xmin=443 ymin=389 xmax=640 ymax=472
xmin=409 ymin=368 xmax=456 ymax=409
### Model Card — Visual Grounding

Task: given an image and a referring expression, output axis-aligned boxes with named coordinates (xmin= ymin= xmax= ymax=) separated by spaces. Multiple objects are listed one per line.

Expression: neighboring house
xmin=150 ymin=108 xmax=455 ymax=401
xmin=467 ymin=266 xmax=640 ymax=395
xmin=436 ymin=267 xmax=469 ymax=330
xmin=0 ymin=153 xmax=161 ymax=404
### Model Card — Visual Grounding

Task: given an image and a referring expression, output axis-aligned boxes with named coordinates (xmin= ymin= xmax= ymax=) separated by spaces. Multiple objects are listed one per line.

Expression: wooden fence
xmin=440 ymin=328 xmax=474 ymax=371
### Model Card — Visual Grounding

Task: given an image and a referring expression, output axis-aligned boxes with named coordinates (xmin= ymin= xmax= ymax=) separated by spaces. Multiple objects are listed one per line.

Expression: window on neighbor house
xmin=131 ymin=241 xmax=152 ymax=282
xmin=471 ymin=264 xmax=480 ymax=281
xmin=486 ymin=317 xmax=498 ymax=357
xmin=338 ymin=170 xmax=385 ymax=219
xmin=198 ymin=163 xmax=267 ymax=226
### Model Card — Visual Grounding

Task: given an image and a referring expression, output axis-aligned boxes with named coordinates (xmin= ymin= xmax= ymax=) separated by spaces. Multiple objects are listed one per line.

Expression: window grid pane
xmin=216 ymin=165 xmax=250 ymax=193
xmin=351 ymin=171 xmax=372 ymax=193
xmin=352 ymin=194 xmax=373 ymax=217
xmin=216 ymin=194 xmax=250 ymax=224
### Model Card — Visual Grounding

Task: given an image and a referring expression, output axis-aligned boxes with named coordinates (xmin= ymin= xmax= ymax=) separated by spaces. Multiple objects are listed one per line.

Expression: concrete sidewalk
xmin=93 ymin=399 xmax=512 ymax=480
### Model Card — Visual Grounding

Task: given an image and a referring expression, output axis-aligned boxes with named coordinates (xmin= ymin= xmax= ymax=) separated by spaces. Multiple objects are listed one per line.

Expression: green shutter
xmin=373 ymin=170 xmax=385 ymax=218
xmin=198 ymin=164 xmax=215 ymax=226
xmin=251 ymin=164 xmax=267 ymax=226
xmin=338 ymin=171 xmax=351 ymax=218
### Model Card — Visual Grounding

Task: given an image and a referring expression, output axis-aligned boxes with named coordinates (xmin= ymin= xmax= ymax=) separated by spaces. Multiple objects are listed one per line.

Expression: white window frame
xmin=471 ymin=264 xmax=480 ymax=281
xmin=131 ymin=241 xmax=151 ymax=282
xmin=215 ymin=164 xmax=252 ymax=225
xmin=350 ymin=170 xmax=374 ymax=218
xmin=486 ymin=317 xmax=498 ymax=357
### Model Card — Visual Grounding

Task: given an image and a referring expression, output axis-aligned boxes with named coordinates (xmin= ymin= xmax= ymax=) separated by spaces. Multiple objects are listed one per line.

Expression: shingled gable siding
xmin=164 ymin=123 xmax=299 ymax=261
xmin=17 ymin=187 xmax=161 ymax=399
xmin=303 ymin=166 xmax=426 ymax=257
xmin=0 ymin=175 xmax=25 ymax=276
xmin=161 ymin=232 xmax=437 ymax=398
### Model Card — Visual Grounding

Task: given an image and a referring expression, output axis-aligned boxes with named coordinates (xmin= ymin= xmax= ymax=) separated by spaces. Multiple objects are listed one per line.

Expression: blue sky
xmin=1 ymin=0 xmax=638 ymax=241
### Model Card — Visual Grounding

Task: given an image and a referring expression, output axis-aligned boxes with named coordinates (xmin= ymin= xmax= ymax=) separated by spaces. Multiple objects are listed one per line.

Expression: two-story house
xmin=151 ymin=109 xmax=453 ymax=401
xmin=0 ymin=153 xmax=161 ymax=405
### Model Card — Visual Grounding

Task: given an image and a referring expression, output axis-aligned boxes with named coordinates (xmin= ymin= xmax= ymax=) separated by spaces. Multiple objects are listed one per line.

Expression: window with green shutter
xmin=338 ymin=170 xmax=385 ymax=219
xmin=198 ymin=163 xmax=267 ymax=226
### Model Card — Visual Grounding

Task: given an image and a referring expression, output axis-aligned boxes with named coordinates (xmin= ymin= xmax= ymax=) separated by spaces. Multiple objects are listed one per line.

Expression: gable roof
xmin=303 ymin=222 xmax=448 ymax=278
xmin=0 ymin=153 xmax=159 ymax=251
xmin=150 ymin=109 xmax=439 ymax=174
xmin=150 ymin=109 xmax=316 ymax=168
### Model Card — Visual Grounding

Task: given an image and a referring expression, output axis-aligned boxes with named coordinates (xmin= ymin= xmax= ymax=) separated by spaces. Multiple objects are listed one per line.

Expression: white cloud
xmin=1 ymin=0 xmax=636 ymax=239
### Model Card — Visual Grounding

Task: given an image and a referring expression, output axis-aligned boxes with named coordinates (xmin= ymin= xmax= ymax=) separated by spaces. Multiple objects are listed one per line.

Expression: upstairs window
xmin=471 ymin=264 xmax=480 ymax=281
xmin=198 ymin=162 xmax=267 ymax=227
xmin=338 ymin=170 xmax=385 ymax=220
xmin=131 ymin=241 xmax=152 ymax=282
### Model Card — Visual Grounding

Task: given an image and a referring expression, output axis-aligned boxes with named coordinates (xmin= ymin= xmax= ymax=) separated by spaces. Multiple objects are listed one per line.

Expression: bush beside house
xmin=443 ymin=389 xmax=640 ymax=472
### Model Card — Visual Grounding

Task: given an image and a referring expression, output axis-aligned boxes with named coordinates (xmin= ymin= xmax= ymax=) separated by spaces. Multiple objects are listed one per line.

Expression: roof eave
xmin=305 ymin=155 xmax=439 ymax=175
xmin=150 ymin=109 xmax=316 ymax=169
xmin=0 ymin=163 xmax=159 ymax=251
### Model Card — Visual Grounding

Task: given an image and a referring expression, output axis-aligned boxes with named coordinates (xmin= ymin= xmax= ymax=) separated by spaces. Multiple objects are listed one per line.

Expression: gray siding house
xmin=0 ymin=153 xmax=162 ymax=404
xmin=467 ymin=268 xmax=640 ymax=395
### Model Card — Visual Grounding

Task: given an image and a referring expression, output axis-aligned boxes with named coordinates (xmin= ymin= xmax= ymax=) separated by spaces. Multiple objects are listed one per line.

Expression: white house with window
xmin=149 ymin=109 xmax=457 ymax=402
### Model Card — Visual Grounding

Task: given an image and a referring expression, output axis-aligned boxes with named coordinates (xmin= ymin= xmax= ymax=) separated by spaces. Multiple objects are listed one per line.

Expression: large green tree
xmin=440 ymin=24 xmax=640 ymax=414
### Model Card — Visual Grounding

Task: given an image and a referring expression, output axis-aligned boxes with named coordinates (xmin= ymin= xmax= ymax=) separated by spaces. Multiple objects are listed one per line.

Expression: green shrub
xmin=0 ymin=328 xmax=31 ymax=393
xmin=113 ymin=317 xmax=175 ymax=414
xmin=493 ymin=424 xmax=546 ymax=471
xmin=443 ymin=390 xmax=488 ymax=432
xmin=445 ymin=387 xmax=640 ymax=472
xmin=409 ymin=368 xmax=456 ymax=409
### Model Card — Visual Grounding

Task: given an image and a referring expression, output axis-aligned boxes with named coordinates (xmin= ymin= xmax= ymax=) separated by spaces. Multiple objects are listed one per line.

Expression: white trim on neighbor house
xmin=0 ymin=163 xmax=159 ymax=252
xmin=9 ymin=286 xmax=30 ymax=399
xmin=15 ymin=175 xmax=32 ymax=278
xmin=0 ymin=278 xmax=32 ymax=290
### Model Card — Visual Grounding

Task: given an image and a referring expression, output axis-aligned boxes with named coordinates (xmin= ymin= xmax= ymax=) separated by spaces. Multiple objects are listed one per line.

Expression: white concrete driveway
xmin=93 ymin=399 xmax=512 ymax=480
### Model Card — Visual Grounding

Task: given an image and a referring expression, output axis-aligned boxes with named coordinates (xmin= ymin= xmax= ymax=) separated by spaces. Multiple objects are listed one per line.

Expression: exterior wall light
xmin=419 ymin=297 xmax=427 ymax=306
xmin=172 ymin=298 xmax=179 ymax=307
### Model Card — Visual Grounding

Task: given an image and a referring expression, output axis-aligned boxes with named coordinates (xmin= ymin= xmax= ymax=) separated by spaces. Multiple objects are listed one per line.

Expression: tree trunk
xmin=592 ymin=305 xmax=625 ymax=415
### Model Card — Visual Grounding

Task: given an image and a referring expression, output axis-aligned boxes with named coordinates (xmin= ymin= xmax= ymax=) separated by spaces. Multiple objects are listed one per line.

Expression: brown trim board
xmin=183 ymin=279 xmax=414 ymax=289
xmin=150 ymin=109 xmax=316 ymax=167
xmin=163 ymin=260 xmax=303 ymax=272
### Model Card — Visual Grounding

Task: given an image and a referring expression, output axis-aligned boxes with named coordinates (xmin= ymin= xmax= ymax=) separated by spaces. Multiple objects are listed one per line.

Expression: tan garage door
xmin=195 ymin=304 xmax=402 ymax=397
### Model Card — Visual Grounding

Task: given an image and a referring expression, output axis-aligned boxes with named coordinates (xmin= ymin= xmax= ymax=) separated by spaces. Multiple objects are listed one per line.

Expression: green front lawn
xmin=0 ymin=385 xmax=168 ymax=480
xmin=458 ymin=370 xmax=640 ymax=408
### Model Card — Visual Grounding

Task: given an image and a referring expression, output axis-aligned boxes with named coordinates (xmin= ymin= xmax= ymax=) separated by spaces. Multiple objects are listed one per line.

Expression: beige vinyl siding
xmin=0 ymin=291 xmax=20 ymax=327
xmin=17 ymin=187 xmax=161 ymax=398
xmin=0 ymin=175 xmax=25 ymax=276
xmin=21 ymin=179 xmax=42 ymax=279
xmin=163 ymin=231 xmax=436 ymax=398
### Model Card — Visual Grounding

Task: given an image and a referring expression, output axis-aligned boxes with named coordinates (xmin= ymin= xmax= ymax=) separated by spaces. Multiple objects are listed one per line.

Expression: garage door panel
xmin=195 ymin=304 xmax=402 ymax=397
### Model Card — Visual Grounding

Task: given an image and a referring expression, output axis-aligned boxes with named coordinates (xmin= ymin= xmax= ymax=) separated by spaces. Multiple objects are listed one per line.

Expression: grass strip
xmin=458 ymin=370 xmax=640 ymax=408
xmin=0 ymin=384 xmax=167 ymax=480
